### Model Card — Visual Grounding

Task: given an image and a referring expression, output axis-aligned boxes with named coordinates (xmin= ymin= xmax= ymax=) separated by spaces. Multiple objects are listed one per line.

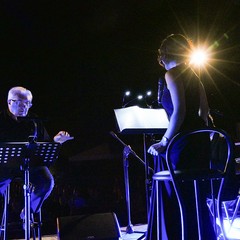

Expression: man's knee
xmin=42 ymin=175 xmax=54 ymax=193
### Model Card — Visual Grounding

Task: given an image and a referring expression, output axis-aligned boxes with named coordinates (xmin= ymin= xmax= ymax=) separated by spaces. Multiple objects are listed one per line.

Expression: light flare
xmin=190 ymin=47 xmax=210 ymax=67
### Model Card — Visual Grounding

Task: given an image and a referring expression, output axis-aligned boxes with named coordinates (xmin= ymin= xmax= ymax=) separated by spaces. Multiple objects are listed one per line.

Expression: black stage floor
xmin=11 ymin=223 xmax=147 ymax=240
xmin=6 ymin=217 xmax=240 ymax=240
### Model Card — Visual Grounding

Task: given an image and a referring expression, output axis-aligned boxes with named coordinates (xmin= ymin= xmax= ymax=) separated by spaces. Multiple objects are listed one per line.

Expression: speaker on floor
xmin=57 ymin=212 xmax=122 ymax=240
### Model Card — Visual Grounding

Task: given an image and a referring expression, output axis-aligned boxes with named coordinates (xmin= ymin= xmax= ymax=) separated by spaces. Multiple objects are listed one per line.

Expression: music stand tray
xmin=0 ymin=141 xmax=61 ymax=167
xmin=114 ymin=106 xmax=169 ymax=134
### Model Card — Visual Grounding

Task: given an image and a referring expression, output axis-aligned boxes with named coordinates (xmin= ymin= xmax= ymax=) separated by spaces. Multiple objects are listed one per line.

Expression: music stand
xmin=113 ymin=106 xmax=169 ymax=134
xmin=0 ymin=141 xmax=61 ymax=240
xmin=113 ymin=106 xmax=169 ymax=217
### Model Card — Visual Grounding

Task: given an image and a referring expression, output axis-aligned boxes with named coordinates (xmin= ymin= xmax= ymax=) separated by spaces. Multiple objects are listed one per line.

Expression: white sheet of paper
xmin=114 ymin=106 xmax=169 ymax=134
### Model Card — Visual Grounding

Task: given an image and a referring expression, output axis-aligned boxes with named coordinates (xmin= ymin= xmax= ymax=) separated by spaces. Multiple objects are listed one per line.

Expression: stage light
xmin=122 ymin=90 xmax=131 ymax=107
xmin=190 ymin=47 xmax=209 ymax=67
xmin=146 ymin=91 xmax=152 ymax=96
xmin=124 ymin=91 xmax=131 ymax=97
xmin=144 ymin=91 xmax=154 ymax=108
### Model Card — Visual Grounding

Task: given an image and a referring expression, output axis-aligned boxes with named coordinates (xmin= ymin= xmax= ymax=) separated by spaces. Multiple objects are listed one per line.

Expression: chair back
xmin=165 ymin=127 xmax=236 ymax=240
xmin=165 ymin=127 xmax=235 ymax=180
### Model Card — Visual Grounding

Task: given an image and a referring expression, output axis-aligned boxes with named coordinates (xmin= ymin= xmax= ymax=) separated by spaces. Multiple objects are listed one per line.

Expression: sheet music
xmin=114 ymin=106 xmax=169 ymax=134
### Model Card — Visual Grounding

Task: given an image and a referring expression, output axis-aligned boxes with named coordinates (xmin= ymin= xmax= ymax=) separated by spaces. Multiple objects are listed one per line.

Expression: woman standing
xmin=147 ymin=34 xmax=216 ymax=239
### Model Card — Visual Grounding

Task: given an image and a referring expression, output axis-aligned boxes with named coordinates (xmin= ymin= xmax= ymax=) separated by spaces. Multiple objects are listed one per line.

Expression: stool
xmin=31 ymin=210 xmax=42 ymax=240
xmin=0 ymin=183 xmax=42 ymax=240
xmin=146 ymin=127 xmax=235 ymax=240
xmin=0 ymin=184 xmax=10 ymax=240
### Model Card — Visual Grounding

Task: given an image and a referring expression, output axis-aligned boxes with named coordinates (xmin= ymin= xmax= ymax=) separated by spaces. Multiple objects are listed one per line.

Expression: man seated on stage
xmin=0 ymin=86 xmax=74 ymax=227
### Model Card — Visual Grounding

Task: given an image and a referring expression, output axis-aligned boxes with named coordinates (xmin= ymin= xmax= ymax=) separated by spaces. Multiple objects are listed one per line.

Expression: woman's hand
xmin=147 ymin=138 xmax=168 ymax=156
xmin=53 ymin=131 xmax=74 ymax=144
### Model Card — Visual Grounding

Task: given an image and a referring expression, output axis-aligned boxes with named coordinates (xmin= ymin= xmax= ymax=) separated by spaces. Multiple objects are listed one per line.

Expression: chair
xmin=0 ymin=182 xmax=42 ymax=240
xmin=147 ymin=127 xmax=235 ymax=240
xmin=0 ymin=185 xmax=10 ymax=240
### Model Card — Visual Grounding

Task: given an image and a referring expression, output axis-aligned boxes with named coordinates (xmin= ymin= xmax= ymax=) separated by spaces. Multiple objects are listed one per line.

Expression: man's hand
xmin=53 ymin=131 xmax=74 ymax=144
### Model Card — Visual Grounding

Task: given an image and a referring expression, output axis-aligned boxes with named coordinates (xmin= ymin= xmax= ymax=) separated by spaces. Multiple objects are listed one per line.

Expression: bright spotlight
xmin=190 ymin=48 xmax=209 ymax=67
xmin=146 ymin=91 xmax=152 ymax=96
xmin=124 ymin=91 xmax=131 ymax=96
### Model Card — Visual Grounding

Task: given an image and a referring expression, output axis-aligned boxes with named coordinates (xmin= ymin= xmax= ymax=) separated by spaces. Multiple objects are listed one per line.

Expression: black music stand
xmin=0 ymin=141 xmax=61 ymax=240
xmin=113 ymin=106 xmax=169 ymax=217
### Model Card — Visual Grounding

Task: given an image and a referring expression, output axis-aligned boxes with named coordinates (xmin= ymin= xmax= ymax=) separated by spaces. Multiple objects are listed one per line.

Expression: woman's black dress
xmin=147 ymin=65 xmax=216 ymax=240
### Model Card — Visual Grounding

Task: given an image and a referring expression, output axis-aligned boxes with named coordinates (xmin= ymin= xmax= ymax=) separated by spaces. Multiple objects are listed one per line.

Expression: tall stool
xmin=0 ymin=185 xmax=10 ymax=240
xmin=146 ymin=127 xmax=235 ymax=240
xmin=0 ymin=183 xmax=42 ymax=240
xmin=31 ymin=210 xmax=42 ymax=240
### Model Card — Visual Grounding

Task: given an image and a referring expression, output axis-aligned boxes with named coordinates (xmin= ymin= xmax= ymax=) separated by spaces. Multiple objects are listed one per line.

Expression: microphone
xmin=157 ymin=77 xmax=165 ymax=106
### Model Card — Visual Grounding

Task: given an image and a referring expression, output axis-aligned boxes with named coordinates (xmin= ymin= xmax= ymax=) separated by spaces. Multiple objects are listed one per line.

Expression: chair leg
xmin=210 ymin=179 xmax=218 ymax=235
xmin=170 ymin=180 xmax=185 ymax=240
xmin=31 ymin=213 xmax=36 ymax=240
xmin=0 ymin=185 xmax=10 ymax=240
xmin=146 ymin=179 xmax=165 ymax=240
xmin=194 ymin=180 xmax=203 ymax=240
xmin=146 ymin=179 xmax=156 ymax=240
xmin=38 ymin=210 xmax=42 ymax=240
xmin=155 ymin=180 xmax=161 ymax=240
xmin=217 ymin=181 xmax=227 ymax=240
xmin=31 ymin=209 xmax=42 ymax=240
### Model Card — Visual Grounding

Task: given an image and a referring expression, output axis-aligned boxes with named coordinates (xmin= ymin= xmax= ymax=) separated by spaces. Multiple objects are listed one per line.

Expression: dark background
xmin=0 ymin=0 xmax=240 ymax=152
xmin=0 ymin=0 xmax=240 ymax=235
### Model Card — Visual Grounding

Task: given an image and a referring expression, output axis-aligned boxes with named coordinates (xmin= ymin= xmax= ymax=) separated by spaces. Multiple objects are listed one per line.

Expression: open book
xmin=114 ymin=106 xmax=169 ymax=134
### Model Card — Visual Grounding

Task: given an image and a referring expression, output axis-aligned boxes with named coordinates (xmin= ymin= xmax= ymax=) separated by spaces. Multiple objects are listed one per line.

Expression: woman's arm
xmin=147 ymin=70 xmax=186 ymax=155
xmin=163 ymin=70 xmax=186 ymax=140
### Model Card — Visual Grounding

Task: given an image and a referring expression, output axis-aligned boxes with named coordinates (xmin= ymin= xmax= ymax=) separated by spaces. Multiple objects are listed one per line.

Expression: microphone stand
xmin=21 ymin=118 xmax=38 ymax=239
xmin=23 ymin=140 xmax=33 ymax=240
xmin=110 ymin=131 xmax=153 ymax=235
xmin=23 ymin=119 xmax=38 ymax=240
xmin=123 ymin=145 xmax=134 ymax=234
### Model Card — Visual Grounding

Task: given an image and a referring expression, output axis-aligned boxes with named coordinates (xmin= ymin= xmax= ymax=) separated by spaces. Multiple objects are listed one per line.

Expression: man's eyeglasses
xmin=9 ymin=99 xmax=32 ymax=107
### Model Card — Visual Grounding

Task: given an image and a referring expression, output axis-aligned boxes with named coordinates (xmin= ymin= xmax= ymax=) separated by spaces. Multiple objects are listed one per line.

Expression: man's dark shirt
xmin=0 ymin=109 xmax=50 ymax=142
xmin=0 ymin=109 xmax=52 ymax=168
